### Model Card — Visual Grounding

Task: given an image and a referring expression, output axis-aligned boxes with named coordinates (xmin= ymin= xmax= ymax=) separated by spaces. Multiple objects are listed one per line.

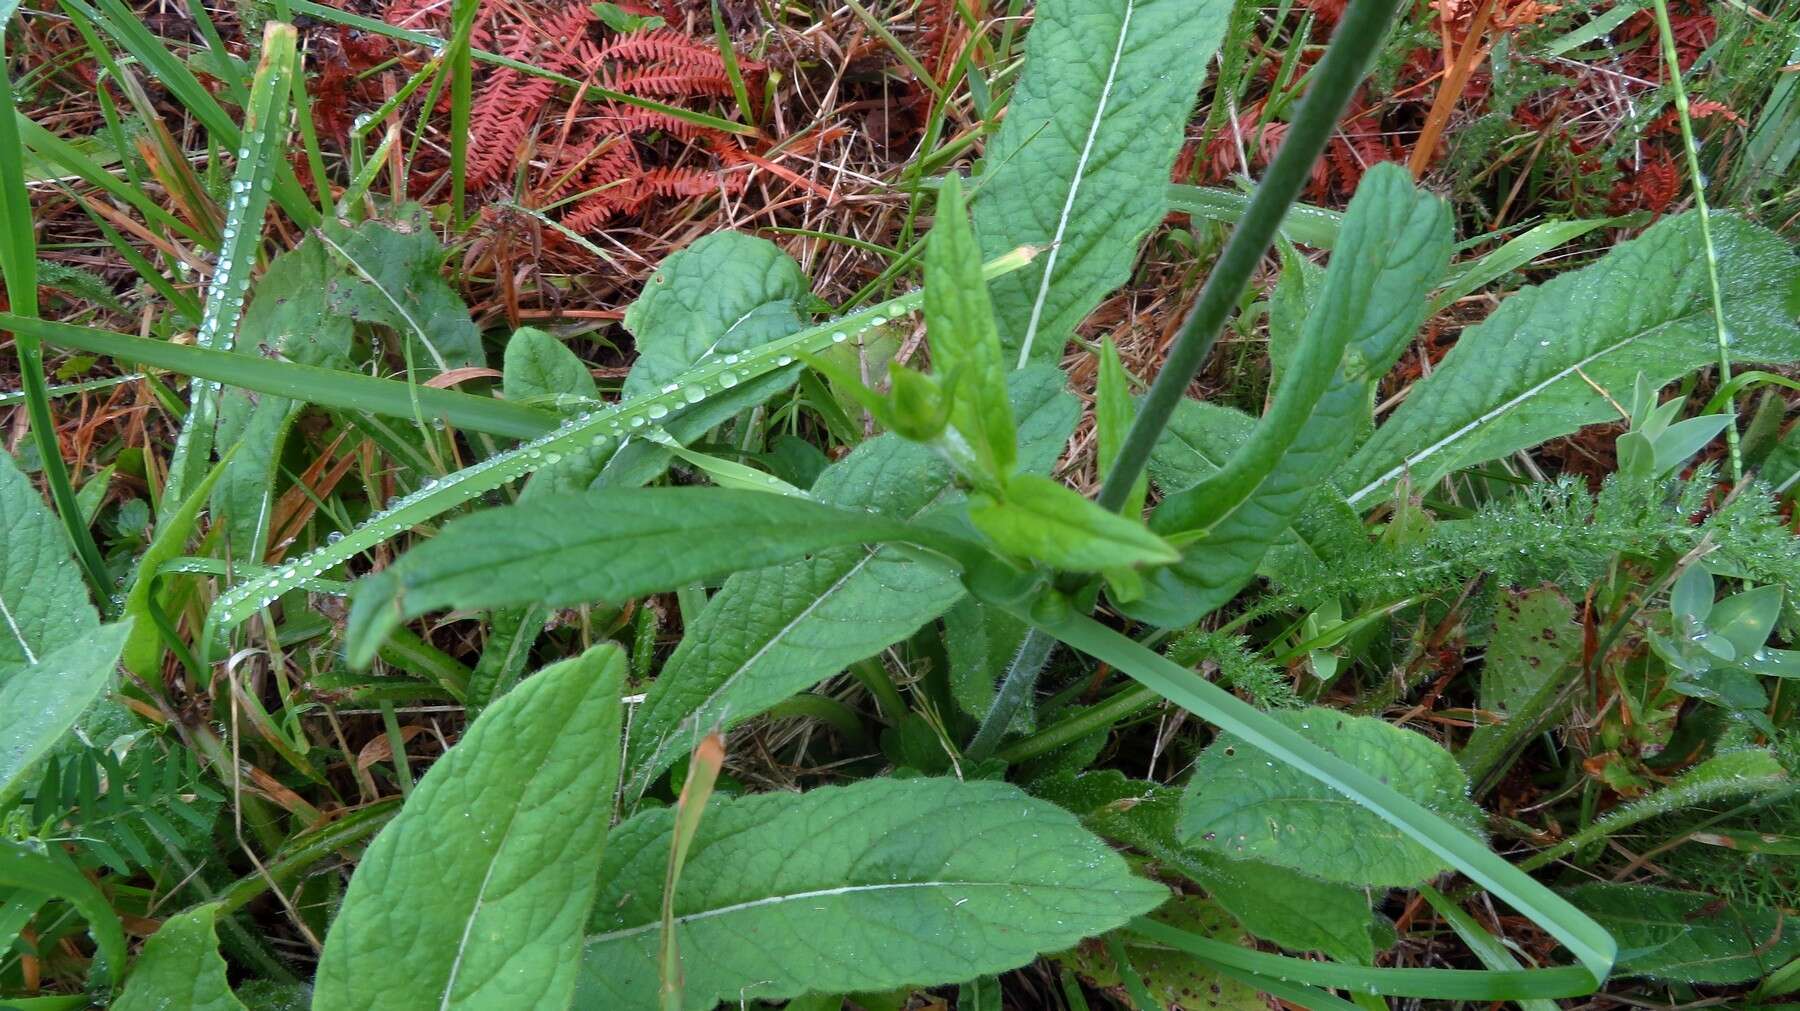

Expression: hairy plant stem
xmin=966 ymin=0 xmax=1403 ymax=762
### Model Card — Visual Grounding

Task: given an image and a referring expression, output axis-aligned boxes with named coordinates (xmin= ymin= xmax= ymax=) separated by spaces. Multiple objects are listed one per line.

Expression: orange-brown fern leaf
xmin=595 ymin=104 xmax=733 ymax=143
xmin=605 ymin=65 xmax=735 ymax=97
xmin=599 ymin=27 xmax=729 ymax=70
xmin=466 ymin=67 xmax=559 ymax=188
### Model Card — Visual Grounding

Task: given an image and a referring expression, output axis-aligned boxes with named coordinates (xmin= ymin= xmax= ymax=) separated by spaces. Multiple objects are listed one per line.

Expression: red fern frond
xmin=605 ymin=65 xmax=735 ymax=97
xmin=599 ymin=27 xmax=728 ymax=70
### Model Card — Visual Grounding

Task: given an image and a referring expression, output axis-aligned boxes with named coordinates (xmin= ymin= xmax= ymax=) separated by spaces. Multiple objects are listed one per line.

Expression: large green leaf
xmin=1178 ymin=707 xmax=1484 ymax=887
xmin=1037 ymin=770 xmax=1377 ymax=964
xmin=976 ymin=0 xmax=1229 ymax=364
xmin=0 ymin=622 xmax=129 ymax=801
xmin=1131 ymin=165 xmax=1452 ymax=626
xmin=620 ymin=368 xmax=1077 ymax=799
xmin=0 ymin=449 xmax=98 ymax=667
xmin=578 ymin=777 xmax=1167 ymax=1008
xmin=346 ymin=488 xmax=931 ymax=666
xmin=313 ymin=644 xmax=626 ymax=1010
xmin=112 ymin=904 xmax=246 ymax=1011
xmin=1340 ymin=212 xmax=1800 ymax=506
xmin=1565 ymin=883 xmax=1800 ymax=983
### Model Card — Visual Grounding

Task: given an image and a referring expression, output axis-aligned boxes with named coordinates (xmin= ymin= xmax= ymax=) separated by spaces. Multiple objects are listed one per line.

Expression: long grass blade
xmin=161 ymin=22 xmax=296 ymax=511
xmin=1014 ymin=607 xmax=1616 ymax=989
xmin=0 ymin=12 xmax=111 ymax=602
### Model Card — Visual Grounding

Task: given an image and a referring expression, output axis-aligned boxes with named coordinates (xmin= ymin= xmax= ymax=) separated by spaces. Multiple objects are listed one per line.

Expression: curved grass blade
xmin=204 ymin=247 xmax=1038 ymax=649
xmin=1007 ymin=606 xmax=1615 ymax=988
xmin=1129 ymin=917 xmax=1600 ymax=1000
xmin=161 ymin=23 xmax=295 ymax=510
xmin=9 ymin=315 xmax=555 ymax=439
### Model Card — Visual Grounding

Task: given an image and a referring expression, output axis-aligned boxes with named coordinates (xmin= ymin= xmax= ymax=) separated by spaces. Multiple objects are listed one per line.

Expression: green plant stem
xmin=996 ymin=684 xmax=1157 ymax=764
xmin=1095 ymin=0 xmax=1397 ymax=516
xmin=0 ymin=26 xmax=113 ymax=606
xmin=970 ymin=0 xmax=1402 ymax=761
xmin=214 ymin=798 xmax=400 ymax=915
xmin=1649 ymin=0 xmax=1739 ymax=483
xmin=964 ymin=622 xmax=1056 ymax=760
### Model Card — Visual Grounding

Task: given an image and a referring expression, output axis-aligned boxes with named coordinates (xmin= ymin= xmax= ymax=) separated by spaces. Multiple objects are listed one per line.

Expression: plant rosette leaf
xmin=1564 ymin=883 xmax=1800 ymax=984
xmin=1178 ymin=707 xmax=1484 ymax=887
xmin=970 ymin=474 xmax=1180 ymax=572
xmin=313 ymin=644 xmax=626 ymax=1010
xmin=578 ymin=777 xmax=1167 ymax=1008
xmin=111 ymin=904 xmax=246 ymax=1011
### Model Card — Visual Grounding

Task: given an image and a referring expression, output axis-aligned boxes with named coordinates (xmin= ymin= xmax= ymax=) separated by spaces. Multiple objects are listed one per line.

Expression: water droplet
xmin=720 ymin=372 xmax=740 ymax=387
xmin=831 ymin=331 xmax=848 ymax=343
xmin=647 ymin=404 xmax=669 ymax=420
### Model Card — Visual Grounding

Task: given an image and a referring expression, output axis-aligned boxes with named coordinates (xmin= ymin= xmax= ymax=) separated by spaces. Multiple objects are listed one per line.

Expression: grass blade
xmin=161 ymin=22 xmax=296 ymax=511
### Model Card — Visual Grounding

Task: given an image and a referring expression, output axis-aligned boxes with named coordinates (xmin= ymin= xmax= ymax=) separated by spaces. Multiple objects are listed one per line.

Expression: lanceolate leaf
xmin=111 ymin=904 xmax=246 ymax=1011
xmin=577 ymin=778 xmax=1167 ymax=1008
xmin=345 ymin=488 xmax=929 ymax=667
xmin=0 ymin=622 xmax=129 ymax=801
xmin=1131 ymin=164 xmax=1452 ymax=626
xmin=1340 ymin=212 xmax=1800 ymax=506
xmin=0 ymin=448 xmax=99 ymax=667
xmin=972 ymin=473 xmax=1179 ymax=571
xmin=621 ymin=368 xmax=1077 ymax=799
xmin=1565 ymin=883 xmax=1800 ymax=983
xmin=313 ymin=644 xmax=626 ymax=1011
xmin=926 ymin=173 xmax=1014 ymax=479
xmin=1178 ymin=707 xmax=1484 ymax=887
xmin=976 ymin=0 xmax=1229 ymax=364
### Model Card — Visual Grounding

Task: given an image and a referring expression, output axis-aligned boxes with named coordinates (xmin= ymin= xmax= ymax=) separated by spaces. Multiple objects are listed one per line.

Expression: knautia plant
xmin=4 ymin=0 xmax=1800 ymax=1006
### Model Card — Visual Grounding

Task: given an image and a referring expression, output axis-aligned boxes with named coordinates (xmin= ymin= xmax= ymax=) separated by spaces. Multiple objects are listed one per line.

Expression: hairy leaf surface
xmin=347 ymin=489 xmax=925 ymax=666
xmin=976 ymin=0 xmax=1228 ymax=363
xmin=579 ymin=778 xmax=1166 ymax=1008
xmin=112 ymin=904 xmax=245 ymax=1011
xmin=1132 ymin=165 xmax=1452 ymax=626
xmin=320 ymin=206 xmax=483 ymax=375
xmin=1341 ymin=212 xmax=1800 ymax=506
xmin=1178 ymin=708 xmax=1483 ymax=886
xmin=0 ymin=622 xmax=128 ymax=800
xmin=313 ymin=644 xmax=625 ymax=1010
xmin=0 ymin=448 xmax=97 ymax=667
xmin=1565 ymin=883 xmax=1800 ymax=983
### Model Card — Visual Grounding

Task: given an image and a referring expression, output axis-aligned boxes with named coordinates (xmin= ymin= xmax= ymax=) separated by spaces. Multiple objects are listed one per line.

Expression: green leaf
xmin=1461 ymin=586 xmax=1581 ymax=787
xmin=578 ymin=778 xmax=1167 ymax=1008
xmin=1132 ymin=164 xmax=1452 ymax=626
xmin=1178 ymin=707 xmax=1484 ymax=886
xmin=944 ymin=596 xmax=1033 ymax=727
xmin=0 ymin=838 xmax=126 ymax=987
xmin=621 ymin=368 xmax=1077 ymax=798
xmin=123 ymin=453 xmax=233 ymax=678
xmin=502 ymin=326 xmax=597 ymax=405
xmin=0 ymin=623 xmax=128 ymax=802
xmin=313 ymin=644 xmax=626 ymax=1010
xmin=1036 ymin=771 xmax=1376 ymax=963
xmin=972 ymin=474 xmax=1179 ymax=571
xmin=926 ymin=174 xmax=1014 ymax=480
xmin=1564 ymin=884 xmax=1800 ymax=983
xmin=320 ymin=206 xmax=483 ymax=375
xmin=1708 ymin=583 xmax=1783 ymax=655
xmin=977 ymin=0 xmax=1229 ymax=364
xmin=159 ymin=22 xmax=297 ymax=509
xmin=0 ymin=448 xmax=99 ymax=667
xmin=112 ymin=904 xmax=246 ymax=1011
xmin=1094 ymin=337 xmax=1146 ymax=517
xmin=346 ymin=488 xmax=929 ymax=667
xmin=1060 ymin=896 xmax=1265 ymax=1009
xmin=621 ymin=231 xmax=810 ymax=396
xmin=1340 ymin=212 xmax=1800 ymax=506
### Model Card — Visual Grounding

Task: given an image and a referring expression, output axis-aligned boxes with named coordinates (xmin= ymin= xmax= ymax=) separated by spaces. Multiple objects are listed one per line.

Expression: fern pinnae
xmin=204 ymin=246 xmax=1041 ymax=648
xmin=161 ymin=24 xmax=296 ymax=511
